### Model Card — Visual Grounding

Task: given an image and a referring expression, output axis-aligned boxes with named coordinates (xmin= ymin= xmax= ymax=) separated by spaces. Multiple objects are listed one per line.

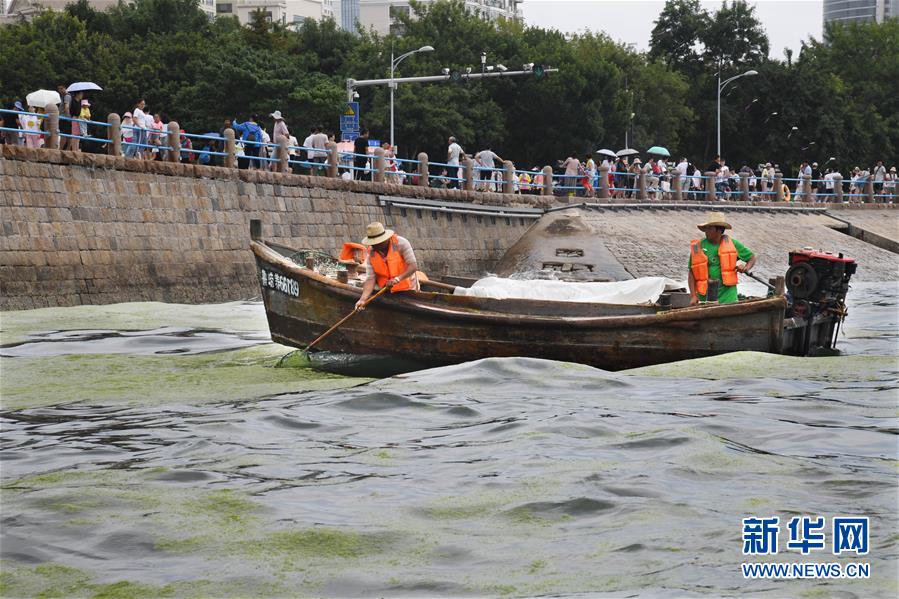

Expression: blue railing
xmin=3 ymin=107 xmax=895 ymax=202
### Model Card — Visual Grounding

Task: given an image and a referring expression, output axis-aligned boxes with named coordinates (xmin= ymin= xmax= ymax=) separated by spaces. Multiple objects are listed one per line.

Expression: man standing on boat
xmin=355 ymin=222 xmax=420 ymax=310
xmin=688 ymin=212 xmax=756 ymax=305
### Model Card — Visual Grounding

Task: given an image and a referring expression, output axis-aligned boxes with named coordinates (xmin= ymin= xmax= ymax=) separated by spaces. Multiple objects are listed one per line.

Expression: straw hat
xmin=697 ymin=211 xmax=732 ymax=231
xmin=361 ymin=222 xmax=394 ymax=246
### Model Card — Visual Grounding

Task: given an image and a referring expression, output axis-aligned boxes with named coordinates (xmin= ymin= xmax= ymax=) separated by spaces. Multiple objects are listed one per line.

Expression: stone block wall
xmin=0 ymin=146 xmax=544 ymax=310
xmin=2 ymin=145 xmax=897 ymax=311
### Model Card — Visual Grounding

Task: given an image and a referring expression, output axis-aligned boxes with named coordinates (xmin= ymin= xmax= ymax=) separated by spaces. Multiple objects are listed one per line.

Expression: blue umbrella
xmin=647 ymin=146 xmax=670 ymax=157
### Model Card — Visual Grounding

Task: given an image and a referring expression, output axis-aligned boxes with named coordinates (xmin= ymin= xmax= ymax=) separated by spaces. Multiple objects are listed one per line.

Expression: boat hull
xmin=253 ymin=241 xmax=787 ymax=371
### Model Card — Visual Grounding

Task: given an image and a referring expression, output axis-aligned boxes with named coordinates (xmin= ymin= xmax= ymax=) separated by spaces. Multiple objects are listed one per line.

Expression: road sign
xmin=342 ymin=131 xmax=360 ymax=142
xmin=341 ymin=102 xmax=360 ymax=135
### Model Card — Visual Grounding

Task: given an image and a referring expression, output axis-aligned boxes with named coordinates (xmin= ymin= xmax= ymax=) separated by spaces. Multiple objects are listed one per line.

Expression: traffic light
xmin=533 ymin=65 xmax=546 ymax=79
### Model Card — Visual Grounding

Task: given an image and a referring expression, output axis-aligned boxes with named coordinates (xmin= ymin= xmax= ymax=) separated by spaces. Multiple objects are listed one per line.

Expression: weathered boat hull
xmin=252 ymin=241 xmax=787 ymax=371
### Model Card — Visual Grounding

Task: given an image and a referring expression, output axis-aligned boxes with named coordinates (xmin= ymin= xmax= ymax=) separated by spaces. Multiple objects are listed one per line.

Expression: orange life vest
xmin=339 ymin=242 xmax=367 ymax=263
xmin=369 ymin=234 xmax=418 ymax=293
xmin=690 ymin=236 xmax=738 ymax=295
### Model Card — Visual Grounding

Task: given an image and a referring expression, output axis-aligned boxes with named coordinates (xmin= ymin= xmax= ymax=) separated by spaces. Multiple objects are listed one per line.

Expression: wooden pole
xmin=302 ymin=286 xmax=390 ymax=354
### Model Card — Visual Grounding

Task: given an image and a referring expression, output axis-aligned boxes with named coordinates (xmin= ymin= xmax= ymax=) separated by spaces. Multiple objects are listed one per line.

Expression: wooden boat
xmin=250 ymin=224 xmax=854 ymax=371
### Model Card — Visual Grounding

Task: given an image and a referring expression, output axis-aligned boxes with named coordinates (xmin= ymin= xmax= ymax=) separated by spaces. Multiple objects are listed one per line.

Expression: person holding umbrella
xmin=65 ymin=83 xmax=101 ymax=152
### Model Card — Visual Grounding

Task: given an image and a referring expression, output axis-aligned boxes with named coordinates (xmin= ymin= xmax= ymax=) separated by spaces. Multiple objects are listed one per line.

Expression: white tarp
xmin=453 ymin=276 xmax=686 ymax=305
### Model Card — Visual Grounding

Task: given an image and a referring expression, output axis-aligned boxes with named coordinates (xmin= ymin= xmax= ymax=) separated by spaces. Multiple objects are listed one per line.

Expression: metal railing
xmin=2 ymin=107 xmax=896 ymax=203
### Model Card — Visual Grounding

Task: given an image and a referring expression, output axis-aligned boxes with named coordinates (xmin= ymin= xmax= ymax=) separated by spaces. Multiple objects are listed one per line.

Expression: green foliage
xmin=0 ymin=0 xmax=895 ymax=171
xmin=650 ymin=0 xmax=896 ymax=172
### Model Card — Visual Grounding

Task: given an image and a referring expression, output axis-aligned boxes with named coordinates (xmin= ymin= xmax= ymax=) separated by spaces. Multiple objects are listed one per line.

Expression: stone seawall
xmin=0 ymin=146 xmax=545 ymax=310
xmin=1 ymin=145 xmax=897 ymax=311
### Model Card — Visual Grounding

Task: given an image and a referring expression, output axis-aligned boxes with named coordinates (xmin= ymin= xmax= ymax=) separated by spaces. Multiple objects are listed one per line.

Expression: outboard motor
xmin=784 ymin=248 xmax=856 ymax=354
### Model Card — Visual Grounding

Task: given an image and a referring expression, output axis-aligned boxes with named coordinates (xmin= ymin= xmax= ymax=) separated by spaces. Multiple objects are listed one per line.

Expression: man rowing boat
xmin=355 ymin=222 xmax=420 ymax=310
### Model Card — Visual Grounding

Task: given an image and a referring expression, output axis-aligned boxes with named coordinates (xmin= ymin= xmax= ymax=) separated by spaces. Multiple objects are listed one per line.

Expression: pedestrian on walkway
xmin=873 ymin=160 xmax=886 ymax=199
xmin=57 ymin=84 xmax=71 ymax=151
xmin=447 ymin=136 xmax=463 ymax=189
xmin=122 ymin=112 xmax=137 ymax=157
xmin=885 ymin=166 xmax=896 ymax=201
xmin=353 ymin=129 xmax=370 ymax=180
xmin=131 ymin=99 xmax=148 ymax=159
xmin=21 ymin=104 xmax=44 ymax=149
xmin=70 ymin=99 xmax=92 ymax=152
xmin=271 ymin=111 xmax=289 ymax=143
xmin=476 ymin=145 xmax=502 ymax=192
xmin=232 ymin=115 xmax=264 ymax=169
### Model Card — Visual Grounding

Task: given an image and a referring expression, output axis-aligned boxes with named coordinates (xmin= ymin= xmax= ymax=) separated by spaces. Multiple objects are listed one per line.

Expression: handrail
xmin=1 ymin=107 xmax=895 ymax=203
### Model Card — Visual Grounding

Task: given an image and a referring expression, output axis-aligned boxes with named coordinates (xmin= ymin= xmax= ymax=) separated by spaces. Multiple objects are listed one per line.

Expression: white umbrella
xmin=616 ymin=148 xmax=640 ymax=157
xmin=67 ymin=82 xmax=103 ymax=93
xmin=595 ymin=148 xmax=618 ymax=159
xmin=25 ymin=89 xmax=61 ymax=108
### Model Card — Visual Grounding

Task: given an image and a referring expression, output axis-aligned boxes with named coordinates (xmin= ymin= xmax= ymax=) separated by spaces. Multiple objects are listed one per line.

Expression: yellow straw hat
xmin=697 ymin=211 xmax=732 ymax=231
xmin=361 ymin=222 xmax=394 ymax=245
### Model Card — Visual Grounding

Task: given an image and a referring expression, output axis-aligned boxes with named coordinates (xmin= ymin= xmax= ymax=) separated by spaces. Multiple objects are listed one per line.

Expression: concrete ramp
xmin=574 ymin=206 xmax=898 ymax=282
xmin=492 ymin=209 xmax=634 ymax=281
xmin=826 ymin=209 xmax=899 ymax=254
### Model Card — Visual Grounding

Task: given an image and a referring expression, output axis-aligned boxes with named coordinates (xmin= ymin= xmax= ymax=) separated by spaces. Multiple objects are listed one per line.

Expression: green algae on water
xmin=0 ymin=344 xmax=369 ymax=410
xmin=264 ymin=528 xmax=393 ymax=559
xmin=0 ymin=561 xmax=286 ymax=599
xmin=0 ymin=301 xmax=270 ymax=347
xmin=625 ymin=351 xmax=897 ymax=381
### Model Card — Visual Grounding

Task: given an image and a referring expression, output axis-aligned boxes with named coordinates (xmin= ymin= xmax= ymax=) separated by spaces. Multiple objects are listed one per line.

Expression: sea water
xmin=0 ymin=283 xmax=896 ymax=597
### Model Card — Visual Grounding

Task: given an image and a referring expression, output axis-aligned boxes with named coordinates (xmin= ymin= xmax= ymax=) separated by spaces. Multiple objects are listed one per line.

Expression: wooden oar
xmin=301 ymin=285 xmax=390 ymax=354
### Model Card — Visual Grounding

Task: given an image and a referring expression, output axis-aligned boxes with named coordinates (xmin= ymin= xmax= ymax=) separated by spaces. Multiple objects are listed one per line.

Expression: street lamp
xmin=717 ymin=69 xmax=758 ymax=156
xmin=390 ymin=44 xmax=434 ymax=148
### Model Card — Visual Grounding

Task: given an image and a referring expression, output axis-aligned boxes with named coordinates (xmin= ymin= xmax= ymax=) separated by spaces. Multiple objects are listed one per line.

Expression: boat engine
xmin=784 ymin=248 xmax=856 ymax=353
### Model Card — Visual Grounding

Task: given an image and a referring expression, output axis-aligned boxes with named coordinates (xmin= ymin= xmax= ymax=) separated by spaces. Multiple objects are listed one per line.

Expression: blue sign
xmin=341 ymin=102 xmax=360 ymax=134
xmin=342 ymin=131 xmax=360 ymax=142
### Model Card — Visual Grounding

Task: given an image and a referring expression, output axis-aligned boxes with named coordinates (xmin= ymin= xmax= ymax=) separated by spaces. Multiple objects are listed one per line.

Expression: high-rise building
xmin=215 ymin=0 xmax=330 ymax=26
xmin=345 ymin=0 xmax=522 ymax=36
xmin=823 ymin=0 xmax=898 ymax=26
xmin=2 ymin=0 xmax=217 ymax=21
xmin=0 ymin=0 xmax=330 ymax=25
xmin=340 ymin=0 xmax=359 ymax=31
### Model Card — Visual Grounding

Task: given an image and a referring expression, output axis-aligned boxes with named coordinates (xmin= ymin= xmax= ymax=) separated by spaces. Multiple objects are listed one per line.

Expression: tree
xmin=649 ymin=0 xmax=708 ymax=70
xmin=0 ymin=0 xmax=894 ymax=172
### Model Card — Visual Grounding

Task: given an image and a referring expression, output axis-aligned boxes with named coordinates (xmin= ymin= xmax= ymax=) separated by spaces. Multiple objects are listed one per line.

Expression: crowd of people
xmin=2 ymin=89 xmax=896 ymax=202
xmin=427 ymin=137 xmax=898 ymax=202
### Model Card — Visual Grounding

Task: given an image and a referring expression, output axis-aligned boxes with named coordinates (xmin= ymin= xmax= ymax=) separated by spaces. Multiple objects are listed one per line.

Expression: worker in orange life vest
xmin=688 ymin=212 xmax=756 ymax=305
xmin=355 ymin=222 xmax=420 ymax=310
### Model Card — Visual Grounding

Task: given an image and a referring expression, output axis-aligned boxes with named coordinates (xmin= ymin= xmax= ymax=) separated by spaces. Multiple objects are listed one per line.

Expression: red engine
xmin=786 ymin=248 xmax=856 ymax=317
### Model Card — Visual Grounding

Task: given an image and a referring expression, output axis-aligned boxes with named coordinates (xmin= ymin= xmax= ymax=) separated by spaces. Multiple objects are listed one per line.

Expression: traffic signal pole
xmin=346 ymin=68 xmax=558 ymax=102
